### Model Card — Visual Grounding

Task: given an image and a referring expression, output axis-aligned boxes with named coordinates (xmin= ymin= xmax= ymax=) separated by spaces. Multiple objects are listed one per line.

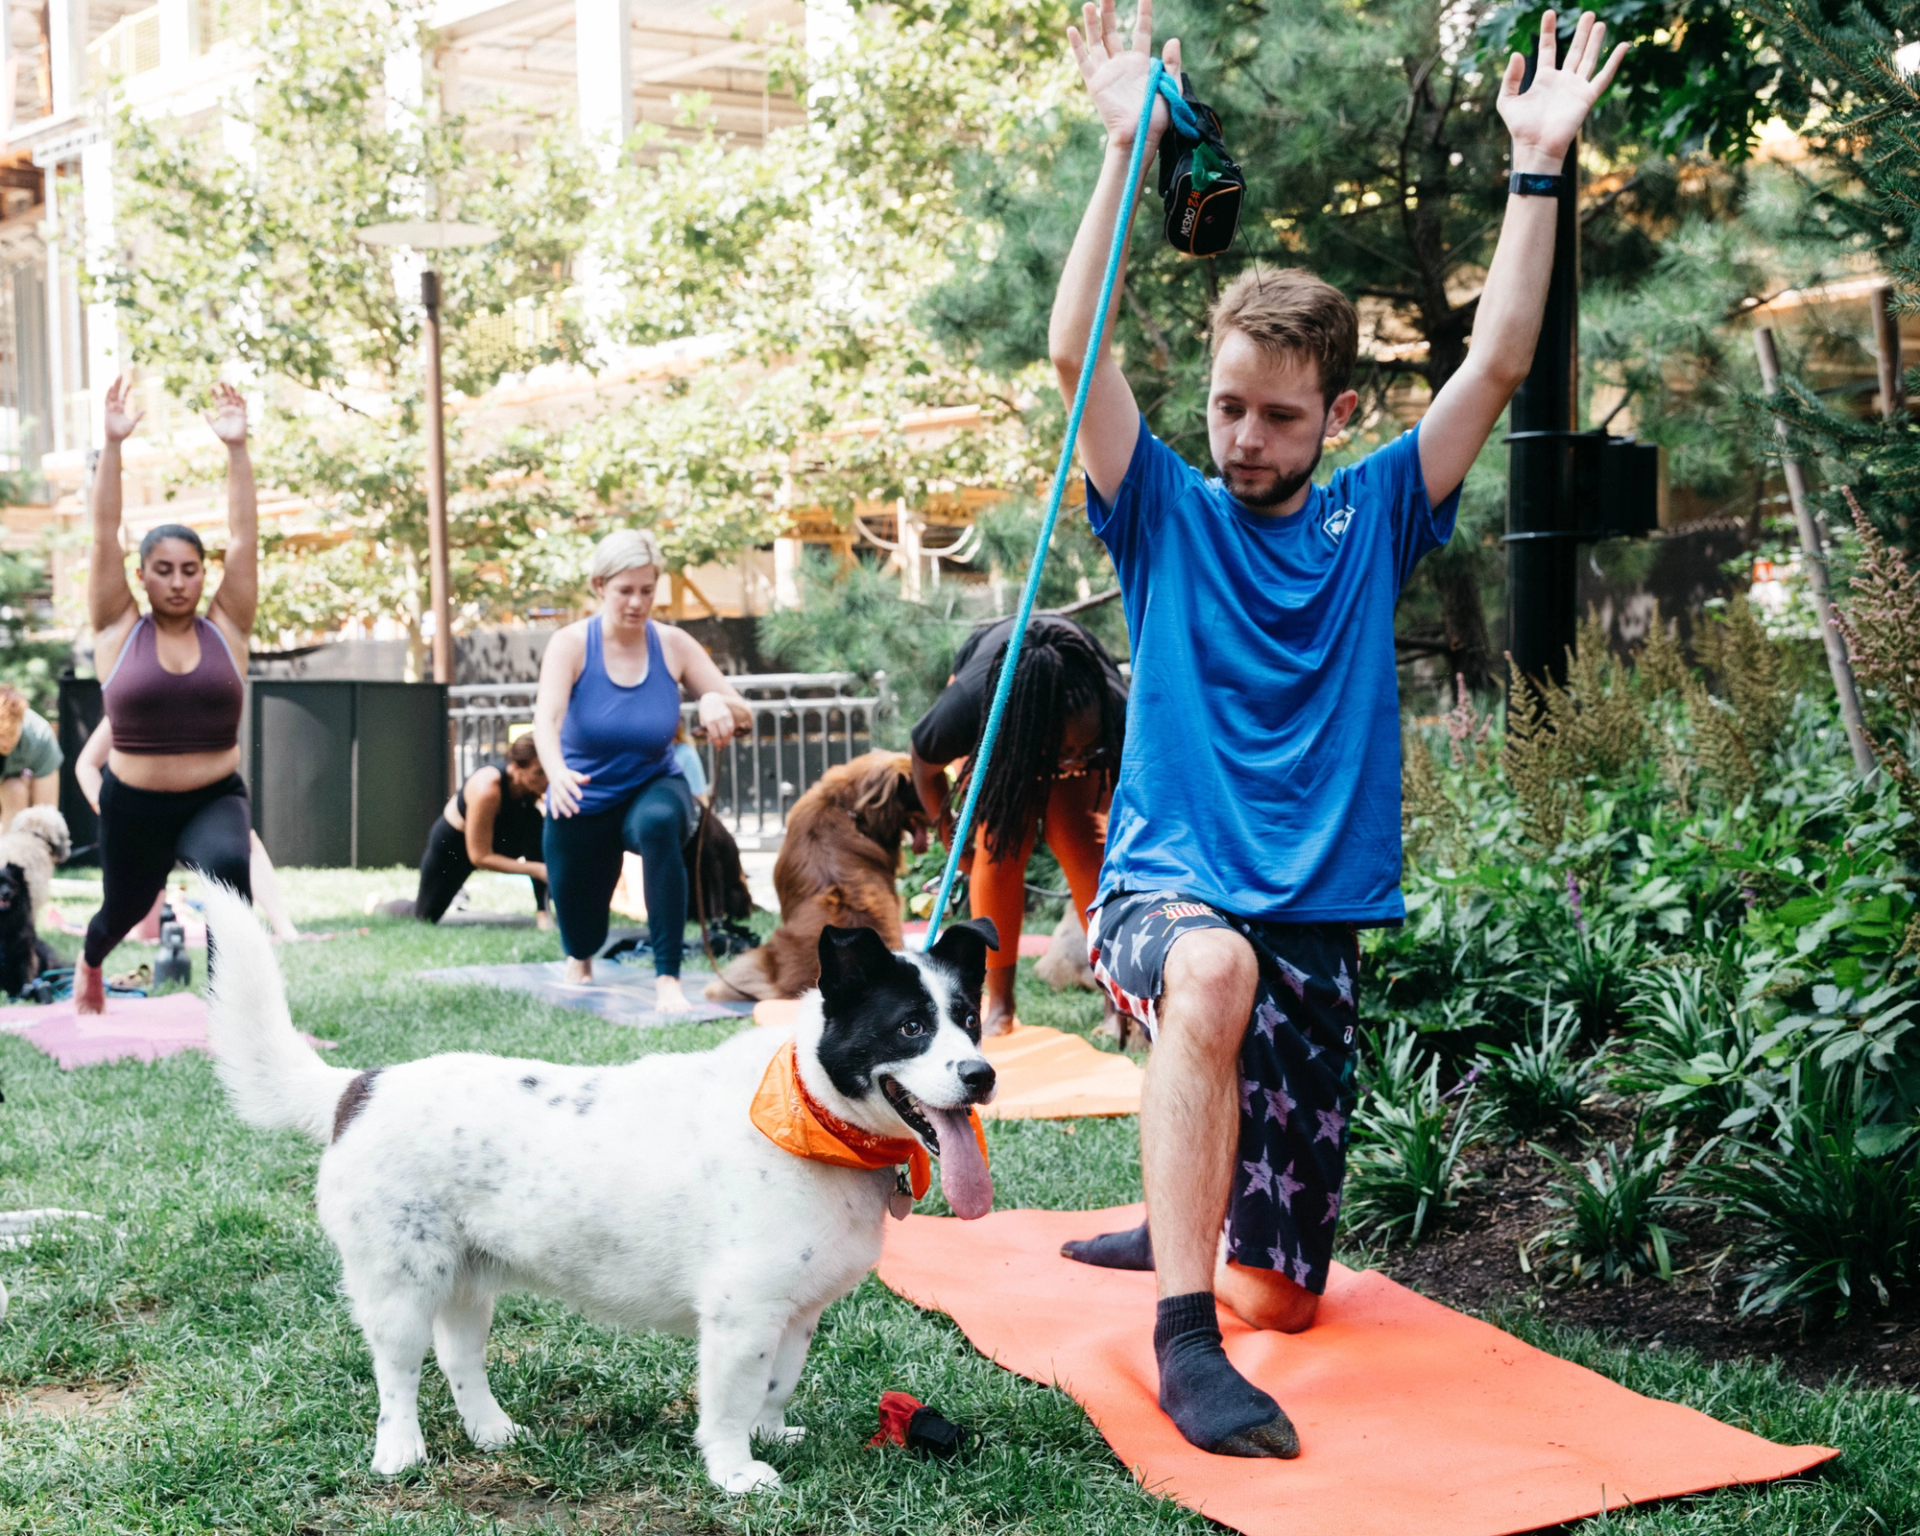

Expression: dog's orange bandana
xmin=750 ymin=1039 xmax=987 ymax=1200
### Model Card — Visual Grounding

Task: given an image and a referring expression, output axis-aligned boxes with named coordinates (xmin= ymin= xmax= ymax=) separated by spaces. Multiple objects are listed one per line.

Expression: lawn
xmin=0 ymin=870 xmax=1911 ymax=1534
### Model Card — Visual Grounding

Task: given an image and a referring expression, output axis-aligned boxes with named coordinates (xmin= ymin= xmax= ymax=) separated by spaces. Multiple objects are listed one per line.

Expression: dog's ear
xmin=850 ymin=754 xmax=910 ymax=822
xmin=816 ymin=924 xmax=896 ymax=1006
xmin=929 ymin=917 xmax=998 ymax=998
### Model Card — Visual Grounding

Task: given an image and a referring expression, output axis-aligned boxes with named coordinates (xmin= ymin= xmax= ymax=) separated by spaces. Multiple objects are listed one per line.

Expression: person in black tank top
xmin=389 ymin=737 xmax=550 ymax=924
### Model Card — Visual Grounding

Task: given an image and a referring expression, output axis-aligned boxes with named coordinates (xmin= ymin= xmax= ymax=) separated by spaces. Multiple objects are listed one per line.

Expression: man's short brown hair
xmin=1207 ymin=267 xmax=1359 ymax=404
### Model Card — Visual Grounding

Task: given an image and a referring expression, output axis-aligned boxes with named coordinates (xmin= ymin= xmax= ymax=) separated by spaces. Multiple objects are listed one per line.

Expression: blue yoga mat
xmin=421 ymin=958 xmax=756 ymax=1030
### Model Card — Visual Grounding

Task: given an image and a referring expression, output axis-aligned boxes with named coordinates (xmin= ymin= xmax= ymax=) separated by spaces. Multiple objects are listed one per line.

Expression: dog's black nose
xmin=958 ymin=1060 xmax=996 ymax=1100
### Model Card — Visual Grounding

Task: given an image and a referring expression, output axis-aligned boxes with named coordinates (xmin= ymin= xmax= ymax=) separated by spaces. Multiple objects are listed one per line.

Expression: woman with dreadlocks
xmin=910 ymin=613 xmax=1127 ymax=1035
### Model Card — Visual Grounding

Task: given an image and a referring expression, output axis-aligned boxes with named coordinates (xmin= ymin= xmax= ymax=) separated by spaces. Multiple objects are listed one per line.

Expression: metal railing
xmin=447 ymin=671 xmax=889 ymax=849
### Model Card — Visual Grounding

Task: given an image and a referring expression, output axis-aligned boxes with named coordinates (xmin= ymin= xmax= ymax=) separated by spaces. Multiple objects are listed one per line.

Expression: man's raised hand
xmin=1066 ymin=0 xmax=1180 ymax=151
xmin=1497 ymin=10 xmax=1627 ymax=172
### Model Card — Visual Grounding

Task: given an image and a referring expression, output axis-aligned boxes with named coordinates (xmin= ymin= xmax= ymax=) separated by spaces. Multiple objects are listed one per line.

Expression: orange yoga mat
xmin=877 ymin=1205 xmax=1837 ymax=1536
xmin=750 ymin=1003 xmax=1142 ymax=1119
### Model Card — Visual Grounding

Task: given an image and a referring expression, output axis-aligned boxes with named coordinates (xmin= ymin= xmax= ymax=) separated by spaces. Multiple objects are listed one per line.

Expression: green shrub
xmin=1477 ymin=999 xmax=1597 ymax=1137
xmin=1611 ymin=964 xmax=1767 ymax=1131
xmin=1691 ymin=1080 xmax=1920 ymax=1320
xmin=1347 ymin=1029 xmax=1487 ymax=1246
xmin=1536 ymin=906 xmax=1644 ymax=1040
xmin=756 ymin=552 xmax=962 ymax=742
xmin=1357 ymin=1019 xmax=1430 ymax=1104
xmin=1528 ymin=1127 xmax=1684 ymax=1285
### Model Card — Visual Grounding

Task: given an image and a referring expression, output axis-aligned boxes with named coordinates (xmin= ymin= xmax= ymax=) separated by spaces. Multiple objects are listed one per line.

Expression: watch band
xmin=1509 ymin=171 xmax=1566 ymax=197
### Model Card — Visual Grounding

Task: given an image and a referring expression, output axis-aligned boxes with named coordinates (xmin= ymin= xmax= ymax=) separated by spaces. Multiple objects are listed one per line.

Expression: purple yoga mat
xmin=0 ymin=993 xmax=333 ymax=1070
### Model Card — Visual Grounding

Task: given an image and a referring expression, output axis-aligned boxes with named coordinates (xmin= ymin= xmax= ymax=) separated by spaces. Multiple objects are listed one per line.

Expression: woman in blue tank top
xmin=533 ymin=529 xmax=750 ymax=1009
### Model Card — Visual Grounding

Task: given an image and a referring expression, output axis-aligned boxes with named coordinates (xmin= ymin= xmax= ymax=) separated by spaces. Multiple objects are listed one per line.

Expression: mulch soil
xmin=1370 ymin=1108 xmax=1920 ymax=1391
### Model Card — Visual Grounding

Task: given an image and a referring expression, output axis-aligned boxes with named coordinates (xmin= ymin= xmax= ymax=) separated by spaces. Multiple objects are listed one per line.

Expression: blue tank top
xmin=557 ymin=618 xmax=682 ymax=815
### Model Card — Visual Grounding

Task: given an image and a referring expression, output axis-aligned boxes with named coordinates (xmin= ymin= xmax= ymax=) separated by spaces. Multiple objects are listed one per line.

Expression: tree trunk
xmin=1433 ymin=549 xmax=1495 ymax=691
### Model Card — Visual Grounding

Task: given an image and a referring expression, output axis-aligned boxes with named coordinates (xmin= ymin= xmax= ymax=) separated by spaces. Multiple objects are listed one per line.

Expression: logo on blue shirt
xmin=1321 ymin=504 xmax=1356 ymax=544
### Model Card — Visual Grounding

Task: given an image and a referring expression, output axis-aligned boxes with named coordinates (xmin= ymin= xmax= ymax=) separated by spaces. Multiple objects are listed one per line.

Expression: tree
xmin=1481 ymin=1 xmax=1805 ymax=163
xmin=103 ymin=0 xmax=596 ymax=658
xmin=104 ymin=0 xmax=1079 ymax=650
xmin=1733 ymin=0 xmax=1920 ymax=553
xmin=582 ymin=4 xmax=1067 ymax=538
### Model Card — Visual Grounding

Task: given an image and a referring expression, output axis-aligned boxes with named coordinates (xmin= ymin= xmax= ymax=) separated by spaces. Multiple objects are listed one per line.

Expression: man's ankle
xmin=1153 ymin=1290 xmax=1220 ymax=1349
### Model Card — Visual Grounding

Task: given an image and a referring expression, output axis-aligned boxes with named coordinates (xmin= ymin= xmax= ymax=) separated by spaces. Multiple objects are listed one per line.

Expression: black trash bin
xmin=249 ymin=680 xmax=448 ymax=868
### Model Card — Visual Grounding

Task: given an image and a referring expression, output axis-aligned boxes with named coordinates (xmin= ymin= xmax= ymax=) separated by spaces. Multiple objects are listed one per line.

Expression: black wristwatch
xmin=1509 ymin=171 xmax=1567 ymax=197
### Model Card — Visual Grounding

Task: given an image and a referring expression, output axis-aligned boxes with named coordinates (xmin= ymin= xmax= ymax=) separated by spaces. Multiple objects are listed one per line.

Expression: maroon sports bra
xmin=102 ymin=616 xmax=245 ymax=755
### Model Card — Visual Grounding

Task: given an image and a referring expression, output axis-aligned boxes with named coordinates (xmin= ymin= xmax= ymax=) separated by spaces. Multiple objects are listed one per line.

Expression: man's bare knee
xmin=1164 ymin=928 xmax=1258 ymax=1009
xmin=1156 ymin=929 xmax=1259 ymax=1057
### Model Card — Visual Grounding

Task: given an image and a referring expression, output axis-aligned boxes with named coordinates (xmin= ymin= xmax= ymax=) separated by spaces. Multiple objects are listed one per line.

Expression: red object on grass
xmin=867 ymin=1391 xmax=924 ymax=1449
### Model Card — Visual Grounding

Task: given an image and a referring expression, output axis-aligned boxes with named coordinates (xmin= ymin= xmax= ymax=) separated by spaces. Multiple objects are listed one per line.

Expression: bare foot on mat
xmin=654 ymin=975 xmax=693 ymax=1014
xmin=74 ymin=961 xmax=106 ymax=1016
xmin=563 ymin=957 xmax=594 ymax=986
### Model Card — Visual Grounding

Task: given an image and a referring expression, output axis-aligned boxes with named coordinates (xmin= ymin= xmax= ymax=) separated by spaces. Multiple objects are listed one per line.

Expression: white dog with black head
xmin=198 ymin=884 xmax=998 ymax=1492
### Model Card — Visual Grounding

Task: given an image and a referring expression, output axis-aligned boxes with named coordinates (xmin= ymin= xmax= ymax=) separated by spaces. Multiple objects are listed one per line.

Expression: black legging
xmin=413 ymin=815 xmax=548 ymax=923
xmin=84 ymin=768 xmax=251 ymax=967
xmin=543 ymin=773 xmax=695 ymax=972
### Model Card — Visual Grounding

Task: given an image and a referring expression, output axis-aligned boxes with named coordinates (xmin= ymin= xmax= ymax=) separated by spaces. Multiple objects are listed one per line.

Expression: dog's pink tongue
xmin=928 ymin=1107 xmax=993 ymax=1219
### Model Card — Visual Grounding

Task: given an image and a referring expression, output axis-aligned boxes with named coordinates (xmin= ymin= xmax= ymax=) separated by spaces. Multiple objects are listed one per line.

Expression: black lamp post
xmin=1504 ymin=139 xmax=1583 ymax=689
xmin=1503 ymin=132 xmax=1664 ymax=691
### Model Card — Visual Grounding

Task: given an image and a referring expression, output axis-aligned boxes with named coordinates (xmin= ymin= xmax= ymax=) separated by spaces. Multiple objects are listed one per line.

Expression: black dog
xmin=0 ymin=862 xmax=57 ymax=998
xmin=684 ymin=801 xmax=755 ymax=954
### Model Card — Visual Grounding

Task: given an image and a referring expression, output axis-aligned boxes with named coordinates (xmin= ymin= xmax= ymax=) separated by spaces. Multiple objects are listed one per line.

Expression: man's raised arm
xmin=1418 ymin=10 xmax=1626 ymax=507
xmin=1048 ymin=1 xmax=1179 ymax=504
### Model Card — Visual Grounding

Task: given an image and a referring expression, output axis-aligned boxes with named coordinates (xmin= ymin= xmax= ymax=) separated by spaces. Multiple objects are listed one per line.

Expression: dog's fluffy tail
xmin=201 ymin=882 xmax=355 ymax=1142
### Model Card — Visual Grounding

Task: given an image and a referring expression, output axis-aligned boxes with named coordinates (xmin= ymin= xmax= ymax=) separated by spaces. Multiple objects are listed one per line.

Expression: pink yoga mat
xmin=0 ymin=993 xmax=332 ymax=1070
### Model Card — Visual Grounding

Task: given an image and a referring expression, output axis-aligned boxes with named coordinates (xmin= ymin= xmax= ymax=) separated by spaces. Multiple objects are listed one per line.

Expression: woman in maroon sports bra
xmin=79 ymin=375 xmax=257 ymax=1014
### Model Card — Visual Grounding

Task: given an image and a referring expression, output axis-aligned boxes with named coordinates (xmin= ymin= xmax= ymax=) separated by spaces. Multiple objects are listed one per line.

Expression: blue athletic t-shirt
xmin=1087 ymin=418 xmax=1460 ymax=924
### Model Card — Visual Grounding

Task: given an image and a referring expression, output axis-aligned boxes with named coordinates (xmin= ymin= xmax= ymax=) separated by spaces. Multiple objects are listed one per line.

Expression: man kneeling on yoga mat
xmin=1052 ymin=1 xmax=1624 ymax=1459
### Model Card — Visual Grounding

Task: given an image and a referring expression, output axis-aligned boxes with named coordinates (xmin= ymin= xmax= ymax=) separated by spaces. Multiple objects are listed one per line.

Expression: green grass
xmin=0 ymin=871 xmax=1909 ymax=1533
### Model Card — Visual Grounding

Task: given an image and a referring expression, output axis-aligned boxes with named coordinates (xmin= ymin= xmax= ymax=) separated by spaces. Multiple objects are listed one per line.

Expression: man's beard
xmin=1218 ymin=422 xmax=1327 ymax=509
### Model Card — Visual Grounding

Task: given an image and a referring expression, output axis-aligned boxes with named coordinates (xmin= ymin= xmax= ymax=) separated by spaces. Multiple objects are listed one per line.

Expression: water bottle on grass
xmin=154 ymin=902 xmax=192 ymax=989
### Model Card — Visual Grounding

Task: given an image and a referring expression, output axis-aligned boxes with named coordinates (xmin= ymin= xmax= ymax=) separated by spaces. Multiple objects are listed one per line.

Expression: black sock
xmin=1061 ymin=1221 xmax=1154 ymax=1270
xmin=1153 ymin=1292 xmax=1299 ymax=1458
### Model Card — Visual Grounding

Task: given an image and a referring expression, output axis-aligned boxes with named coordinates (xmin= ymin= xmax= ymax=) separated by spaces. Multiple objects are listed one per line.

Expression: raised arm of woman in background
xmin=87 ymin=378 xmax=144 ymax=671
xmin=203 ymin=382 xmax=256 ymax=649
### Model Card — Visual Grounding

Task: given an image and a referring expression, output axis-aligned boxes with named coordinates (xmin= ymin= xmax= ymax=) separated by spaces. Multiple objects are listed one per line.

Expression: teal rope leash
xmin=923 ymin=59 xmax=1169 ymax=946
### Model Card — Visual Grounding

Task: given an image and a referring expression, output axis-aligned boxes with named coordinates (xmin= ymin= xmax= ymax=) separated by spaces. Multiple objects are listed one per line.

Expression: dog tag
xmin=889 ymin=1170 xmax=914 ymax=1221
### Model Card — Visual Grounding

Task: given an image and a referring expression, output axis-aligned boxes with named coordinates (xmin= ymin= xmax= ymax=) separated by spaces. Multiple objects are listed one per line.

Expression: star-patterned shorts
xmin=1087 ymin=889 xmax=1360 ymax=1295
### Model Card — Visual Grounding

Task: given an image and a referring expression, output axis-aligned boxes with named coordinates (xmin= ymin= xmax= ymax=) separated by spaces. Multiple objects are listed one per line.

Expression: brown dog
xmin=705 ymin=750 xmax=927 ymax=1001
